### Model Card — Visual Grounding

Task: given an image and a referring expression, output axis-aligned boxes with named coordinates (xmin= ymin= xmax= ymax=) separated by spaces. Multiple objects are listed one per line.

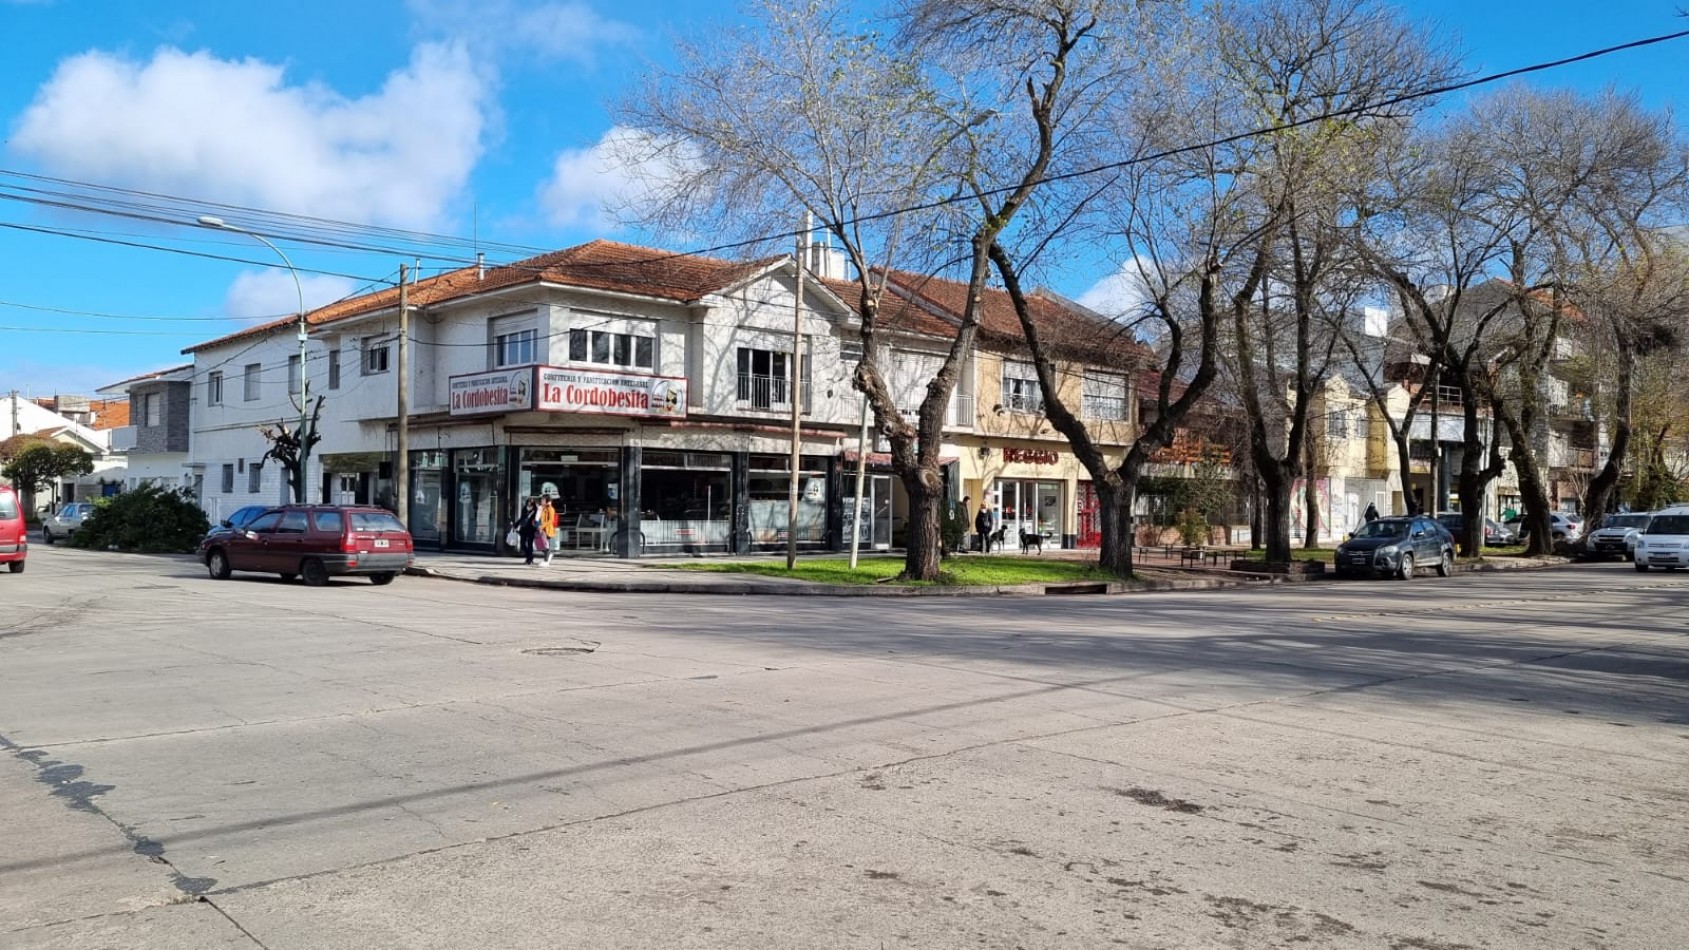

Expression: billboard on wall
xmin=536 ymin=367 xmax=687 ymax=419
xmin=449 ymin=368 xmax=534 ymax=416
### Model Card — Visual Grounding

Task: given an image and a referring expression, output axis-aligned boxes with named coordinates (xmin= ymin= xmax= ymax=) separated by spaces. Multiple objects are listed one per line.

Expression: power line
xmin=0 ymin=299 xmax=283 ymax=322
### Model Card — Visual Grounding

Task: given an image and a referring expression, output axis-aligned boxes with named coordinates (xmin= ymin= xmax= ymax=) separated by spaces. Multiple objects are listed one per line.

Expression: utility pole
xmin=396 ymin=263 xmax=410 ymax=525
xmin=786 ymin=213 xmax=809 ymax=571
xmin=8 ymin=389 xmax=17 ymax=439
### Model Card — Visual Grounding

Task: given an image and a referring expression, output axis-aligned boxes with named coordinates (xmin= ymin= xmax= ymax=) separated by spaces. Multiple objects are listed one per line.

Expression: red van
xmin=198 ymin=505 xmax=413 ymax=586
xmin=0 ymin=485 xmax=27 ymax=574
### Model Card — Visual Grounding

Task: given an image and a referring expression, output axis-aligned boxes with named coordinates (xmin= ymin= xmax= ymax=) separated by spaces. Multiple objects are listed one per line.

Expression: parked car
xmin=1505 ymin=512 xmax=1584 ymax=544
xmin=1633 ymin=507 xmax=1689 ymax=572
xmin=0 ymin=485 xmax=26 ymax=574
xmin=1434 ymin=512 xmax=1513 ymax=547
xmin=202 ymin=504 xmax=272 ymax=544
xmin=40 ymin=501 xmax=97 ymax=544
xmin=199 ymin=505 xmax=414 ymax=586
xmin=1582 ymin=512 xmax=1653 ymax=560
xmin=1335 ymin=515 xmax=1456 ymax=580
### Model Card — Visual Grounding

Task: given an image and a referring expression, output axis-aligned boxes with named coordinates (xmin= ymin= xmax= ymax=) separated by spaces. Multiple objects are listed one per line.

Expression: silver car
xmin=41 ymin=501 xmax=96 ymax=544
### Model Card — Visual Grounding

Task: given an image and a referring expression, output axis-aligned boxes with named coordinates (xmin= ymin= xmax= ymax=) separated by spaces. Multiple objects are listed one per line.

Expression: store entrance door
xmin=996 ymin=479 xmax=1063 ymax=546
xmin=1077 ymin=481 xmax=1100 ymax=548
xmin=844 ymin=474 xmax=893 ymax=550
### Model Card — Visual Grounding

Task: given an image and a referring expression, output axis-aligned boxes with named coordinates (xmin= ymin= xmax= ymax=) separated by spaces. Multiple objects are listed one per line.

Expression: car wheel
xmin=1397 ymin=553 xmax=1414 ymax=580
xmin=7 ymin=560 xmax=23 ymax=574
xmin=301 ymin=558 xmax=330 ymax=587
xmin=369 ymin=572 xmax=396 ymax=586
xmin=1635 ymin=562 xmax=1649 ymax=572
xmin=41 ymin=529 xmax=54 ymax=545
xmin=206 ymin=549 xmax=232 ymax=580
xmin=1436 ymin=549 xmax=1453 ymax=577
xmin=279 ymin=573 xmax=297 ymax=582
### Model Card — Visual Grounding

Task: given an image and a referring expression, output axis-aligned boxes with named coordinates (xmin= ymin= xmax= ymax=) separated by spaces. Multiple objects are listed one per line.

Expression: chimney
xmin=476 ymin=252 xmax=485 ymax=281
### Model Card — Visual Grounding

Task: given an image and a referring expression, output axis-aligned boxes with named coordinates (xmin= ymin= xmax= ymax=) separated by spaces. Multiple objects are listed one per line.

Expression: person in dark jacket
xmin=516 ymin=498 xmax=540 ymax=566
xmin=1363 ymin=502 xmax=1380 ymax=523
xmin=975 ymin=502 xmax=994 ymax=553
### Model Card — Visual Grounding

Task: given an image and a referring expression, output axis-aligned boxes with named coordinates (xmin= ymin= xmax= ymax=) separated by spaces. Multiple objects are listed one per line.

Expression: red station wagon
xmin=0 ymin=485 xmax=26 ymax=574
xmin=199 ymin=505 xmax=413 ymax=586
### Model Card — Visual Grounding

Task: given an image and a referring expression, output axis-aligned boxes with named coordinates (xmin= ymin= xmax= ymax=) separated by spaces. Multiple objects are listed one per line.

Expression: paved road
xmin=2 ymin=546 xmax=1685 ymax=949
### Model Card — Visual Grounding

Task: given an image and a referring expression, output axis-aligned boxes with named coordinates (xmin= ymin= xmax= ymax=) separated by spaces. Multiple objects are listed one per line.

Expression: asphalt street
xmin=2 ymin=546 xmax=1685 ymax=949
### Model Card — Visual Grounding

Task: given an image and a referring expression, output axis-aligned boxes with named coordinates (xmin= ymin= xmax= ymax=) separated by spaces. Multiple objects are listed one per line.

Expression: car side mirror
xmin=243 ymin=530 xmax=259 ymax=540
xmin=220 ymin=519 xmax=233 ymax=528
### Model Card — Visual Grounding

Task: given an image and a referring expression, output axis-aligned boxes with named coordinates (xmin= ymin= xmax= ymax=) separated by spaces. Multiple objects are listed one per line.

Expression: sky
xmin=0 ymin=0 xmax=1685 ymax=400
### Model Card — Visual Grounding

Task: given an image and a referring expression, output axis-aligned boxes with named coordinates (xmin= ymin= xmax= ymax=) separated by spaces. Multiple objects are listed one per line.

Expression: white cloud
xmin=407 ymin=0 xmax=638 ymax=66
xmin=538 ymin=125 xmax=695 ymax=230
xmin=1077 ymin=258 xmax=1155 ymax=319
xmin=223 ymin=269 xmax=358 ymax=322
xmin=10 ymin=43 xmax=488 ymax=229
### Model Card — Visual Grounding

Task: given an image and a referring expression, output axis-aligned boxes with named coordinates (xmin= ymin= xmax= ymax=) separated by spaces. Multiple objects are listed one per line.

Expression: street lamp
xmin=199 ymin=215 xmax=312 ymax=503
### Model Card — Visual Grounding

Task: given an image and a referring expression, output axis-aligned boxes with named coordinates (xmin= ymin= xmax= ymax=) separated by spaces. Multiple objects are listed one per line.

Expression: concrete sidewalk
xmin=404 ymin=547 xmax=1567 ymax=597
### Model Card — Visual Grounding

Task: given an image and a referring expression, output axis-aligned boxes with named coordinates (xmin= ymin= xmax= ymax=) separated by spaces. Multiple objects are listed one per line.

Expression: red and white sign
xmin=449 ymin=368 xmax=534 ymax=416
xmin=536 ymin=367 xmax=688 ymax=419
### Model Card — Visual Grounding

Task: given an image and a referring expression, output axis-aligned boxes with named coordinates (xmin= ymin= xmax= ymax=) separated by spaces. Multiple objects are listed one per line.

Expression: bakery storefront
xmin=960 ymin=442 xmax=1119 ymax=550
xmin=424 ymin=366 xmax=839 ymax=557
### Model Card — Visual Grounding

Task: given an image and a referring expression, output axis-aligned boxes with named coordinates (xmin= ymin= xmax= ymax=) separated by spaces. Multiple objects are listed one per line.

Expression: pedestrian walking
xmin=515 ymin=498 xmax=540 ymax=566
xmin=1363 ymin=502 xmax=1379 ymax=524
xmin=538 ymin=495 xmax=559 ymax=566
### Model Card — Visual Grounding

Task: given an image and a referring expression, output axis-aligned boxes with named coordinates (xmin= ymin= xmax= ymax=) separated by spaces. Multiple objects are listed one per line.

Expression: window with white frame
xmin=1327 ymin=407 xmax=1360 ymax=439
xmin=560 ymin=319 xmax=651 ymax=371
xmin=243 ymin=363 xmax=261 ymax=401
xmin=490 ymin=313 xmax=539 ymax=369
xmin=248 ymin=460 xmax=262 ymax=493
xmin=207 ymin=371 xmax=223 ymax=406
xmin=287 ymin=354 xmax=302 ymax=395
xmin=736 ymin=346 xmax=811 ymax=411
xmin=1000 ymin=360 xmax=1043 ymax=413
xmin=327 ymin=347 xmax=340 ymax=390
xmin=362 ymin=337 xmax=390 ymax=375
xmin=221 ymin=463 xmax=235 ymax=494
xmin=142 ymin=392 xmax=162 ymax=427
xmin=1081 ymin=372 xmax=1127 ymax=420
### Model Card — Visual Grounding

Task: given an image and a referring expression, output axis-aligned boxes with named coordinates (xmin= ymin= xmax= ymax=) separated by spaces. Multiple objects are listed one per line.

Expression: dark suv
xmin=1334 ymin=515 xmax=1456 ymax=580
xmin=199 ymin=505 xmax=413 ymax=586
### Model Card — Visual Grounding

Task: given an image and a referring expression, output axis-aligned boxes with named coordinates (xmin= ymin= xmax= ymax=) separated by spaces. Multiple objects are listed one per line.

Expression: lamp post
xmin=199 ymin=215 xmax=312 ymax=503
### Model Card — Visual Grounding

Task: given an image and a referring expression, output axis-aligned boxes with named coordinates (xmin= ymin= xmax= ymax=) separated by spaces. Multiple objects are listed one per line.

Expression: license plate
xmin=1350 ymin=555 xmax=1368 ymax=564
xmin=373 ymin=539 xmax=390 ymax=548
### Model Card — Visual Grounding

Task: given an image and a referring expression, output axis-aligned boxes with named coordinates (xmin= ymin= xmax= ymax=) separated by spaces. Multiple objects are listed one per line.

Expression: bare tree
xmin=621 ymin=0 xmax=1091 ymax=579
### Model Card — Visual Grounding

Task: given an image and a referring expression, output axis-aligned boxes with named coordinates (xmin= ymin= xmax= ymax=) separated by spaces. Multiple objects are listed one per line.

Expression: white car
xmin=41 ymin=501 xmax=96 ymax=544
xmin=1633 ymin=507 xmax=1689 ymax=571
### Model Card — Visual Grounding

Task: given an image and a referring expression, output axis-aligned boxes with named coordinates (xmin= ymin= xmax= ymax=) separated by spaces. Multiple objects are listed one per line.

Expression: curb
xmin=402 ymin=565 xmax=1278 ymax=597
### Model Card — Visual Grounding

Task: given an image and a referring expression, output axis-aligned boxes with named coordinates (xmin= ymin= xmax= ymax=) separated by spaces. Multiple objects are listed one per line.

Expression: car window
xmin=312 ymin=510 xmax=345 ymax=534
xmin=277 ymin=511 xmax=309 ymax=534
xmin=1645 ymin=515 xmax=1689 ymax=535
xmin=1353 ymin=520 xmax=1408 ymax=539
xmin=247 ymin=511 xmax=284 ymax=533
xmin=233 ymin=506 xmax=266 ymax=527
xmin=1602 ymin=514 xmax=1650 ymax=529
xmin=349 ymin=511 xmax=407 ymax=533
xmin=0 ymin=493 xmax=17 ymax=519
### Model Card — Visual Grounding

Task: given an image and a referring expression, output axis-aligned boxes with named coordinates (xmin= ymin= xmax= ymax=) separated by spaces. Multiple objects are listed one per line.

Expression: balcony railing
xmin=109 ymin=425 xmax=137 ymax=452
xmin=949 ymin=393 xmax=975 ymax=427
xmin=737 ymin=375 xmax=811 ymax=412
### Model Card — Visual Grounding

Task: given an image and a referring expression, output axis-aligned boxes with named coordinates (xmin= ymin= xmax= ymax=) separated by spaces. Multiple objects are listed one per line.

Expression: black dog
xmin=983 ymin=525 xmax=1008 ymax=553
xmin=1019 ymin=530 xmax=1044 ymax=555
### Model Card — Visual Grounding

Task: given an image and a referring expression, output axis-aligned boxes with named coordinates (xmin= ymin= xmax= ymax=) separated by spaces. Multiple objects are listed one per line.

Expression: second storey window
xmin=736 ymin=346 xmax=811 ymax=411
xmin=327 ymin=347 xmax=340 ymax=390
xmin=569 ymin=327 xmax=655 ymax=371
xmin=207 ymin=371 xmax=223 ymax=406
xmin=141 ymin=392 xmax=162 ymax=426
xmin=243 ymin=363 xmax=261 ymax=402
xmin=363 ymin=337 xmax=390 ymax=375
xmin=491 ymin=314 xmax=538 ymax=368
xmin=1082 ymin=372 xmax=1127 ymax=420
xmin=1000 ymin=360 xmax=1043 ymax=414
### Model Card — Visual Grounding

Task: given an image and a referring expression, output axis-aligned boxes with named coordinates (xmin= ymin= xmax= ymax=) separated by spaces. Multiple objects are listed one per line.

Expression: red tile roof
xmin=879 ymin=270 xmax=1150 ymax=364
xmin=185 ymin=240 xmax=784 ymax=354
xmin=816 ymin=277 xmax=959 ymax=340
xmin=88 ymin=399 xmax=129 ymax=430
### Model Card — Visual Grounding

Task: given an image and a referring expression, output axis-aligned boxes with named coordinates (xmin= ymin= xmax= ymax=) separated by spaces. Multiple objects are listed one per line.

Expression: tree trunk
xmin=1501 ymin=413 xmax=1555 ymax=556
xmin=901 ymin=469 xmax=945 ymax=580
xmin=1259 ymin=465 xmax=1293 ymax=563
xmin=1584 ymin=341 xmax=1633 ymax=518
xmin=1302 ymin=438 xmax=1319 ymax=548
xmin=1095 ymin=476 xmax=1133 ymax=578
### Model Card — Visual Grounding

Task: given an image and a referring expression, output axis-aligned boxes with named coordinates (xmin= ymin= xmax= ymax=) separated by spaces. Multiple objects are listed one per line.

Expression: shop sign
xmin=1003 ymin=447 xmax=1059 ymax=465
xmin=449 ymin=368 xmax=534 ymax=416
xmin=536 ymin=366 xmax=688 ymax=419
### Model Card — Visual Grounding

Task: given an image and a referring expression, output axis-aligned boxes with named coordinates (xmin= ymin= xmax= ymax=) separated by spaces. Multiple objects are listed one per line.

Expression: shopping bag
xmin=505 ymin=527 xmax=520 ymax=548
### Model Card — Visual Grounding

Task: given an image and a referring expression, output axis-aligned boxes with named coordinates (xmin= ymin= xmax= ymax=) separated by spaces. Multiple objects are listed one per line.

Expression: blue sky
xmin=1 ymin=0 xmax=1684 ymax=398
